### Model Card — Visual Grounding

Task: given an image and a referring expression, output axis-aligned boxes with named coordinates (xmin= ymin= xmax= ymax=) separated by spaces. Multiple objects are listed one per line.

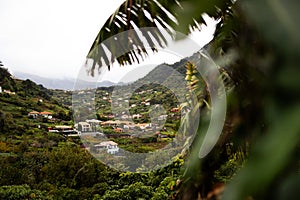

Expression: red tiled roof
xmin=40 ymin=111 xmax=52 ymax=115
xmin=28 ymin=111 xmax=39 ymax=114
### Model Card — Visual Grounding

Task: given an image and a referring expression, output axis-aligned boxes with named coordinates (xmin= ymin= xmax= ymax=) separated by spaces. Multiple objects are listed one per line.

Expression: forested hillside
xmin=84 ymin=0 xmax=300 ymax=199
xmin=0 ymin=66 xmax=185 ymax=199
xmin=0 ymin=51 xmax=236 ymax=199
xmin=1 ymin=0 xmax=300 ymax=199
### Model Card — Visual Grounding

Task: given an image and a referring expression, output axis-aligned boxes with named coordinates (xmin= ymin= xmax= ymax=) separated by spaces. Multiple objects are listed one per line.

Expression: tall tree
xmin=85 ymin=0 xmax=300 ymax=199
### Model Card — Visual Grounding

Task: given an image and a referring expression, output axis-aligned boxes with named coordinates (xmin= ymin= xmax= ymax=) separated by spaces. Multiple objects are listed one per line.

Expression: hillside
xmin=0 ymin=65 xmax=187 ymax=199
xmin=0 ymin=51 xmax=232 ymax=199
xmin=74 ymin=51 xmax=206 ymax=124
xmin=0 ymin=67 xmax=72 ymax=136
xmin=0 ymin=68 xmax=53 ymax=99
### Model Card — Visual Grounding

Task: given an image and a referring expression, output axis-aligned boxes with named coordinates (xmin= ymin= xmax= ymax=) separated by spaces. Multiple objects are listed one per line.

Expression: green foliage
xmin=90 ymin=1 xmax=300 ymax=199
xmin=41 ymin=145 xmax=91 ymax=187
xmin=0 ymin=138 xmax=184 ymax=199
xmin=0 ymin=67 xmax=186 ymax=199
xmin=223 ymin=106 xmax=300 ymax=200
xmin=214 ymin=150 xmax=245 ymax=183
xmin=0 ymin=111 xmax=15 ymax=134
xmin=2 ymin=1 xmax=300 ymax=199
xmin=99 ymin=182 xmax=154 ymax=200
xmin=51 ymin=187 xmax=80 ymax=200
xmin=0 ymin=70 xmax=73 ymax=137
xmin=0 ymin=184 xmax=48 ymax=200
xmin=151 ymin=187 xmax=169 ymax=200
xmin=0 ymin=67 xmax=11 ymax=82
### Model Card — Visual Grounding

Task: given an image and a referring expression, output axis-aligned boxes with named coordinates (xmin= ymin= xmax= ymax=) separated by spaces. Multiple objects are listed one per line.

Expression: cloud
xmin=0 ymin=1 xmax=216 ymax=82
xmin=0 ymin=0 xmax=124 ymax=78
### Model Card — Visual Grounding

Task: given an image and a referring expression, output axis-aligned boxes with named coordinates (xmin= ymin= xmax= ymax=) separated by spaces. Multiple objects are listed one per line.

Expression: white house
xmin=121 ymin=114 xmax=130 ymax=119
xmin=28 ymin=111 xmax=52 ymax=119
xmin=3 ymin=90 xmax=15 ymax=95
xmin=86 ymin=119 xmax=102 ymax=123
xmin=48 ymin=125 xmax=75 ymax=134
xmin=95 ymin=141 xmax=119 ymax=154
xmin=86 ymin=119 xmax=102 ymax=131
xmin=158 ymin=114 xmax=168 ymax=121
xmin=123 ymin=125 xmax=130 ymax=129
xmin=28 ymin=111 xmax=39 ymax=118
xmin=39 ymin=111 xmax=52 ymax=119
xmin=132 ymin=114 xmax=142 ymax=119
xmin=78 ymin=122 xmax=92 ymax=132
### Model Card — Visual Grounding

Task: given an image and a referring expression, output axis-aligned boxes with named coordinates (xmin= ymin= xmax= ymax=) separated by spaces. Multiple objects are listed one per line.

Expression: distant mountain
xmin=13 ymin=71 xmax=116 ymax=90
xmin=74 ymin=78 xmax=116 ymax=90
xmin=123 ymin=51 xmax=201 ymax=89
xmin=13 ymin=47 xmax=206 ymax=91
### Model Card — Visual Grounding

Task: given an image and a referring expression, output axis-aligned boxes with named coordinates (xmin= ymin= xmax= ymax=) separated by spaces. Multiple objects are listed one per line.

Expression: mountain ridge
xmin=13 ymin=71 xmax=116 ymax=90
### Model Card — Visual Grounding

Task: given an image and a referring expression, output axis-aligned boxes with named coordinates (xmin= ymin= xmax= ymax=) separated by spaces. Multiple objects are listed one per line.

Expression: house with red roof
xmin=39 ymin=111 xmax=52 ymax=119
xmin=28 ymin=111 xmax=40 ymax=118
xmin=27 ymin=111 xmax=53 ymax=119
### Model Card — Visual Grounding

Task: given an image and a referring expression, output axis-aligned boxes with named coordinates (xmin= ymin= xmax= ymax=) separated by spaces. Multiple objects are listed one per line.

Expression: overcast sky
xmin=0 ymin=0 xmax=216 ymax=82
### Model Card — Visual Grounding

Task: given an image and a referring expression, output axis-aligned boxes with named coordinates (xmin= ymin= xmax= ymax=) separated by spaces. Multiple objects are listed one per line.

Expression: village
xmin=0 ymin=72 xmax=182 ymax=155
xmin=23 ymin=85 xmax=182 ymax=155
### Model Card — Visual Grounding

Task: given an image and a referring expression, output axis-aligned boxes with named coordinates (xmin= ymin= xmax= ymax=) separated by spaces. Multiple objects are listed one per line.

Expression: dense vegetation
xmin=0 ymin=56 xmax=237 ymax=199
xmin=0 ymin=68 xmax=188 ymax=199
xmin=86 ymin=0 xmax=300 ymax=199
xmin=1 ymin=0 xmax=300 ymax=199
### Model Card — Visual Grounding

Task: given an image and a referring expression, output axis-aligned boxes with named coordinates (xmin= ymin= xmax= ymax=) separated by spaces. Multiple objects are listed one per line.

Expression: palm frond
xmin=87 ymin=0 xmax=234 ymax=75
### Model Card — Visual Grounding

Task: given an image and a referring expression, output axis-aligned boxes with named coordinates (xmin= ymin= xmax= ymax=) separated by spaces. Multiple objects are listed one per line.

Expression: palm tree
xmin=84 ymin=1 xmax=300 ymax=199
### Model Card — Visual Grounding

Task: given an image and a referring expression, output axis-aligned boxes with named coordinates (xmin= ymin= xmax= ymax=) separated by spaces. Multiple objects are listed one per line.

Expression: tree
xmin=0 ymin=63 xmax=12 ymax=82
xmin=0 ymin=111 xmax=15 ymax=134
xmin=85 ymin=0 xmax=300 ymax=199
xmin=99 ymin=182 xmax=154 ymax=200
xmin=0 ymin=184 xmax=47 ymax=200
